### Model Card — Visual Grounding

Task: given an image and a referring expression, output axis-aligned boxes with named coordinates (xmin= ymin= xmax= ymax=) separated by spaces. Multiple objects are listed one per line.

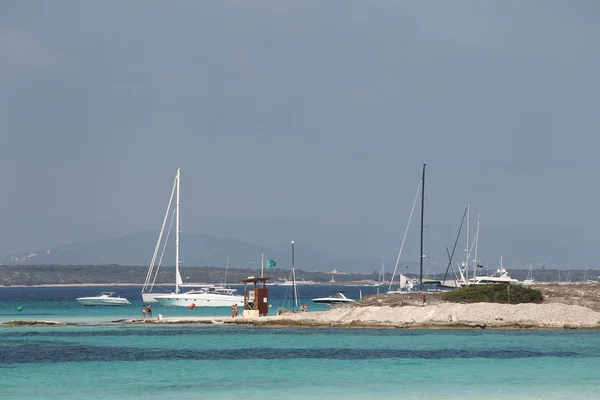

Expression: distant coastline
xmin=0 ymin=264 xmax=381 ymax=287
xmin=0 ymin=283 xmax=146 ymax=288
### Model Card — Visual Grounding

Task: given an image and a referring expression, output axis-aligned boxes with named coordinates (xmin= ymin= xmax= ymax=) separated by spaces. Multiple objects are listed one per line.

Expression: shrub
xmin=442 ymin=284 xmax=543 ymax=304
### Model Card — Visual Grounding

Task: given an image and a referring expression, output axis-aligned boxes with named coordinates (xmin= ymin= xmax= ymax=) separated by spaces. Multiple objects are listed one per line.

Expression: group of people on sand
xmin=231 ymin=303 xmax=239 ymax=318
xmin=142 ymin=304 xmax=152 ymax=320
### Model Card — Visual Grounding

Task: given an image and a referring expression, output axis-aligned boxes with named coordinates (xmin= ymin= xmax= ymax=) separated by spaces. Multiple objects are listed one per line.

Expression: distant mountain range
xmin=1 ymin=231 xmax=396 ymax=273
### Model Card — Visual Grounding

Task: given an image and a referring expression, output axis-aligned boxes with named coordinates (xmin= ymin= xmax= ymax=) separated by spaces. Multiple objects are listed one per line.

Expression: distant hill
xmin=0 ymin=231 xmax=394 ymax=273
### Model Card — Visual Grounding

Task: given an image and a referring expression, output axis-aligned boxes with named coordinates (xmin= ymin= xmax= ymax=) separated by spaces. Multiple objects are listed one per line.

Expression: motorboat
xmin=76 ymin=292 xmax=131 ymax=306
xmin=468 ymin=268 xmax=521 ymax=285
xmin=154 ymin=285 xmax=244 ymax=307
xmin=312 ymin=291 xmax=355 ymax=304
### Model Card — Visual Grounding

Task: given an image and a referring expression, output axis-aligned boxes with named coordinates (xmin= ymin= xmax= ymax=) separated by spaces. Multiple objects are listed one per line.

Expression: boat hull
xmin=155 ymin=294 xmax=244 ymax=308
xmin=312 ymin=299 xmax=354 ymax=304
xmin=141 ymin=293 xmax=163 ymax=303
xmin=76 ymin=298 xmax=131 ymax=306
xmin=313 ymin=299 xmax=354 ymax=304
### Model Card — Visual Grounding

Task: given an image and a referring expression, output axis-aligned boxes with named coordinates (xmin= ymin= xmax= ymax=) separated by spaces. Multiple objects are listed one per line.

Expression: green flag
xmin=267 ymin=259 xmax=276 ymax=268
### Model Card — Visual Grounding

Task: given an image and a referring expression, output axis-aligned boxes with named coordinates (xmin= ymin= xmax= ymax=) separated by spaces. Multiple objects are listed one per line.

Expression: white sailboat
xmin=154 ymin=285 xmax=244 ymax=308
xmin=388 ymin=164 xmax=425 ymax=294
xmin=145 ymin=170 xmax=244 ymax=308
xmin=373 ymin=262 xmax=385 ymax=286
xmin=386 ymin=273 xmax=414 ymax=294
xmin=141 ymin=168 xmax=184 ymax=303
xmin=522 ymin=263 xmax=535 ymax=285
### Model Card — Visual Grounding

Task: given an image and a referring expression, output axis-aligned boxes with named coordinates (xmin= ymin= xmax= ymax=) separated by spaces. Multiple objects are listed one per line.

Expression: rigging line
xmin=443 ymin=204 xmax=468 ymax=284
xmin=143 ymin=174 xmax=177 ymax=291
xmin=388 ymin=178 xmax=422 ymax=292
xmin=151 ymin=204 xmax=176 ymax=290
xmin=446 ymin=247 xmax=459 ymax=287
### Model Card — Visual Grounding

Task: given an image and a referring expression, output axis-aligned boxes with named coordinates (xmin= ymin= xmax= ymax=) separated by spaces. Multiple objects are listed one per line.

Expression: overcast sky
xmin=1 ymin=1 xmax=599 ymax=269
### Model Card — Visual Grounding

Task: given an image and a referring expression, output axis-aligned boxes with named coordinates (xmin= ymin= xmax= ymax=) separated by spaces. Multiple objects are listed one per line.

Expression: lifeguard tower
xmin=241 ymin=276 xmax=270 ymax=318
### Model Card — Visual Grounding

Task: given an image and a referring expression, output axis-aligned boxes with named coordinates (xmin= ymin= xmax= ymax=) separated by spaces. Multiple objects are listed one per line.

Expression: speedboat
xmin=312 ymin=291 xmax=355 ymax=304
xmin=154 ymin=285 xmax=244 ymax=307
xmin=76 ymin=292 xmax=131 ymax=306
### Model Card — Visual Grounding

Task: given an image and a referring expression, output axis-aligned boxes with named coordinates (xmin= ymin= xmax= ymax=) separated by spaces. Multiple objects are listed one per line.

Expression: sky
xmin=1 ymin=1 xmax=599 ymax=270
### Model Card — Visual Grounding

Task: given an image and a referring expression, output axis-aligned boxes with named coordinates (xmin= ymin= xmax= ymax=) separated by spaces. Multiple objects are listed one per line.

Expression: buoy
xmin=268 ymin=304 xmax=272 ymax=308
xmin=188 ymin=303 xmax=195 ymax=310
xmin=16 ymin=305 xmax=23 ymax=312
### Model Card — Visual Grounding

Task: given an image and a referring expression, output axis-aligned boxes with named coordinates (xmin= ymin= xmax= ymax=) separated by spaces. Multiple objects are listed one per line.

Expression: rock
xmin=2 ymin=320 xmax=64 ymax=326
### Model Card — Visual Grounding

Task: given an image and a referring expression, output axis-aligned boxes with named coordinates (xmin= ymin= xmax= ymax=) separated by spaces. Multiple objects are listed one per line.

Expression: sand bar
xmin=5 ymin=302 xmax=600 ymax=329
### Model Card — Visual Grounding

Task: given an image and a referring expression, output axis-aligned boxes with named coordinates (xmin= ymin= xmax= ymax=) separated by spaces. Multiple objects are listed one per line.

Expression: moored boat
xmin=76 ymin=292 xmax=131 ymax=306
xmin=312 ymin=291 xmax=355 ymax=304
xmin=154 ymin=285 xmax=244 ymax=307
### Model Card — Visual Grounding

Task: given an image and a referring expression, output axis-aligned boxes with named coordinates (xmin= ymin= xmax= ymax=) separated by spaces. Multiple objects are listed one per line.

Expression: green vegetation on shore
xmin=442 ymin=284 xmax=544 ymax=304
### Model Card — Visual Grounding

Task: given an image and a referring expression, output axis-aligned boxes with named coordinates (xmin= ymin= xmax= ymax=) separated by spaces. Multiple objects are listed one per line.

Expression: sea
xmin=1 ymin=285 xmax=600 ymax=399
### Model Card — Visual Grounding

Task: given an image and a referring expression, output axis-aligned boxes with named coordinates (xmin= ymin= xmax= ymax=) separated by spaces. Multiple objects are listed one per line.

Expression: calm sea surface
xmin=1 ymin=285 xmax=599 ymax=399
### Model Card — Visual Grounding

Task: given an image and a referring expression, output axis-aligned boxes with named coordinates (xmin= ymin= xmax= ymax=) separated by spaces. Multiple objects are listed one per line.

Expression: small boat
xmin=76 ymin=292 xmax=131 ymax=306
xmin=312 ymin=291 xmax=355 ymax=304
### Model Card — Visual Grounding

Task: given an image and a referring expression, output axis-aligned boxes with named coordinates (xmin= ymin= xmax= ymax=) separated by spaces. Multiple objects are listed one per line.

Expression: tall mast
xmin=224 ymin=256 xmax=230 ymax=286
xmin=291 ymin=240 xmax=298 ymax=311
xmin=466 ymin=201 xmax=470 ymax=281
xmin=473 ymin=215 xmax=480 ymax=280
xmin=175 ymin=167 xmax=181 ymax=294
xmin=261 ymin=254 xmax=264 ymax=278
xmin=419 ymin=163 xmax=426 ymax=291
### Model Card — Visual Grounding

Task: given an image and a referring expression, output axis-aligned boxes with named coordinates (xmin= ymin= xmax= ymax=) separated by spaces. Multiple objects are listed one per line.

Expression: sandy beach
xmin=91 ymin=302 xmax=598 ymax=330
xmin=7 ymin=301 xmax=599 ymax=330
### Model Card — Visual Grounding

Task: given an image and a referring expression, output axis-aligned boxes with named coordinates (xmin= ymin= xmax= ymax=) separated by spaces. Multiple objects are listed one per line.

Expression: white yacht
xmin=76 ymin=292 xmax=131 ymax=306
xmin=312 ymin=291 xmax=355 ymax=304
xmin=154 ymin=285 xmax=244 ymax=308
xmin=469 ymin=268 xmax=521 ymax=285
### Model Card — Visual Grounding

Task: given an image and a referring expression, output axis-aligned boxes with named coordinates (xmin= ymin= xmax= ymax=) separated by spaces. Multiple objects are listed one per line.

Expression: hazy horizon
xmin=1 ymin=2 xmax=599 ymax=269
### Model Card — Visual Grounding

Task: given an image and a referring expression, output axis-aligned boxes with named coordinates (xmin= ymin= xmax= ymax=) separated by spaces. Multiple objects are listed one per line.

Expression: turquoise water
xmin=2 ymin=286 xmax=600 ymax=399
xmin=2 ymin=327 xmax=600 ymax=399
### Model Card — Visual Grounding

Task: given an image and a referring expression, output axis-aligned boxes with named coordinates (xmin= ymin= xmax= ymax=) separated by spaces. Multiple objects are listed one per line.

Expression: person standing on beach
xmin=421 ymin=294 xmax=427 ymax=306
xmin=142 ymin=305 xmax=147 ymax=320
xmin=231 ymin=304 xmax=235 ymax=318
xmin=147 ymin=304 xmax=152 ymax=318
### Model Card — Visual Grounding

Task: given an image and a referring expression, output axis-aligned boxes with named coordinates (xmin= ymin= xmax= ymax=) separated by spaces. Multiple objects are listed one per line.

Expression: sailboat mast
xmin=175 ymin=167 xmax=181 ymax=294
xmin=224 ymin=256 xmax=230 ymax=286
xmin=291 ymin=240 xmax=298 ymax=311
xmin=466 ymin=201 xmax=470 ymax=281
xmin=473 ymin=216 xmax=480 ymax=280
xmin=419 ymin=163 xmax=426 ymax=291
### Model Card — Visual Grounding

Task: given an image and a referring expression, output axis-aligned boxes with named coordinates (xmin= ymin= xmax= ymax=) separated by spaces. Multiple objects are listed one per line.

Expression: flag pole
xmin=261 ymin=254 xmax=264 ymax=278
